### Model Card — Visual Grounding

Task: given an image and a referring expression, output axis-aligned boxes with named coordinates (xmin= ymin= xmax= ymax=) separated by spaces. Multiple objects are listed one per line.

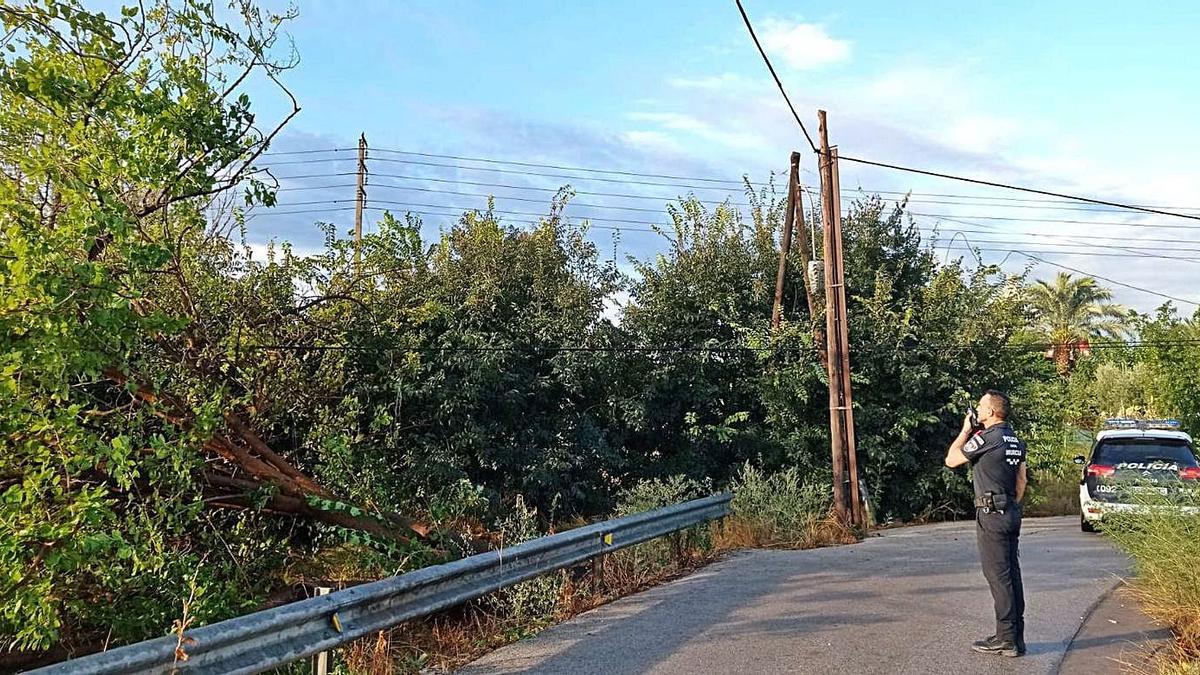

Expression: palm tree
xmin=1027 ymin=272 xmax=1133 ymax=374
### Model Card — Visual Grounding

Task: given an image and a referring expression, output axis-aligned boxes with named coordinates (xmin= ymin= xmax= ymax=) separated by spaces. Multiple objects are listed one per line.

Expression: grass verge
xmin=1100 ymin=497 xmax=1200 ymax=674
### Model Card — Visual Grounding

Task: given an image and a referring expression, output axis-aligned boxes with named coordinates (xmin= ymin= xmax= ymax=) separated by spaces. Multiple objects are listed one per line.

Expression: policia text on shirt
xmin=944 ymin=389 xmax=1028 ymax=658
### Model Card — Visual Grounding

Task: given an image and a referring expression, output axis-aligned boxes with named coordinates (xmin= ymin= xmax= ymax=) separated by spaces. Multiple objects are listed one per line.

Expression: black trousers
xmin=976 ymin=504 xmax=1025 ymax=644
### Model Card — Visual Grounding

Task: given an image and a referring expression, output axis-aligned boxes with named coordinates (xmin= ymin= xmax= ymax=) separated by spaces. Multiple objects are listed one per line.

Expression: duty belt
xmin=975 ymin=492 xmax=1012 ymax=513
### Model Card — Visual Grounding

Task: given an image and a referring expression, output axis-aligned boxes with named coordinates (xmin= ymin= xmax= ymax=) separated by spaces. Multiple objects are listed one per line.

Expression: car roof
xmin=1096 ymin=429 xmax=1194 ymax=443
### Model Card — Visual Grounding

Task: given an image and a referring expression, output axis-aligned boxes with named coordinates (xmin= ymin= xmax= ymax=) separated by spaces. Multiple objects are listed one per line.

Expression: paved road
xmin=460 ymin=516 xmax=1131 ymax=675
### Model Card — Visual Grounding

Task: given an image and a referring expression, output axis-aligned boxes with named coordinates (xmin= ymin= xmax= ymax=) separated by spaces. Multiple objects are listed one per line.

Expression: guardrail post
xmin=311 ymin=586 xmax=331 ymax=675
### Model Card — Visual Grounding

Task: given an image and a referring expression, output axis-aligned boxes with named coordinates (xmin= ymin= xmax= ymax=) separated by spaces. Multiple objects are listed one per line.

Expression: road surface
xmin=460 ymin=516 xmax=1132 ymax=674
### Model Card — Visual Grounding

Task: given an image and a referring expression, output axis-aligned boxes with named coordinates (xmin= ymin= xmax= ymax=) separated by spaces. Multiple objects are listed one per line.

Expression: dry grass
xmin=712 ymin=511 xmax=857 ymax=550
xmin=1102 ymin=504 xmax=1200 ymax=674
xmin=330 ymin=533 xmax=718 ymax=674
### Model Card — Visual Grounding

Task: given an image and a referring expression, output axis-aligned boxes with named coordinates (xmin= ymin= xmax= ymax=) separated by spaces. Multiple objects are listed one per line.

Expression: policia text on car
xmin=944 ymin=390 xmax=1029 ymax=658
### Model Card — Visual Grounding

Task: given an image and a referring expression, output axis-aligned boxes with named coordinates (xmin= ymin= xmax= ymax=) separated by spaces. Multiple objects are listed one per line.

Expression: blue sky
xmin=242 ymin=1 xmax=1200 ymax=312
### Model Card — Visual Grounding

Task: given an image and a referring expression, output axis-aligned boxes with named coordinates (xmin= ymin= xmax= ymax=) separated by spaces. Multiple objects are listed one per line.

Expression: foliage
xmin=1027 ymin=272 xmax=1133 ymax=373
xmin=1140 ymin=306 xmax=1200 ymax=432
xmin=723 ymin=462 xmax=841 ymax=547
xmin=484 ymin=496 xmax=564 ymax=623
xmin=9 ymin=0 xmax=1199 ymax=665
xmin=0 ymin=0 xmax=299 ymax=652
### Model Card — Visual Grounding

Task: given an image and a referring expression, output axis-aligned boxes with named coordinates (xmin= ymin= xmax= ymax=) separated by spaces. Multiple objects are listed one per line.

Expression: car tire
xmin=1080 ymin=515 xmax=1097 ymax=533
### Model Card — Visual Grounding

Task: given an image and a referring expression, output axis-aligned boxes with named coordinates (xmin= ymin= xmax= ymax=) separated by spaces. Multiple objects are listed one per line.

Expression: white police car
xmin=1076 ymin=419 xmax=1200 ymax=532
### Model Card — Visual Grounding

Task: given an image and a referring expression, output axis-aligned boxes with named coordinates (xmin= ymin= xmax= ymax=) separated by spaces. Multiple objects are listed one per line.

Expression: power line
xmin=369 ymin=148 xmax=752 ymax=185
xmin=269 ymin=184 xmax=1200 ymax=247
xmin=260 ymin=196 xmax=1200 ymax=260
xmin=251 ymin=202 xmax=1200 ymax=270
xmin=911 ymin=210 xmax=1200 ymax=232
xmin=252 ymin=196 xmax=1200 ymax=259
xmin=838 ymin=155 xmax=1200 ymax=223
xmin=369 ymin=156 xmax=769 ymax=190
xmin=235 ymin=338 xmax=1200 ymax=355
xmin=935 ymin=236 xmax=1200 ymax=256
xmin=734 ymin=0 xmax=818 ymax=153
xmin=915 ymin=216 xmax=1200 ymax=247
xmin=368 ymin=173 xmax=755 ymax=207
xmin=261 ymin=147 xmax=356 ymax=156
xmin=261 ymin=147 xmax=1200 ymax=217
xmin=1012 ymin=251 xmax=1200 ymax=306
xmin=729 ymin=14 xmax=1200 ymax=223
xmin=265 ymin=155 xmax=768 ymax=191
xmin=940 ymin=243 xmax=1197 ymax=262
xmin=265 ymin=195 xmax=1200 ymax=259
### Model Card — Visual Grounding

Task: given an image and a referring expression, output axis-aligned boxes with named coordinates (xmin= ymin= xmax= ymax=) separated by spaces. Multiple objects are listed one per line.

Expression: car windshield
xmin=1094 ymin=439 xmax=1198 ymax=467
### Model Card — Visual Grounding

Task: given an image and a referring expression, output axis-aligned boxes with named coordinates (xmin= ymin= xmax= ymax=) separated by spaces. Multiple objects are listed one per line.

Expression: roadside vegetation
xmin=313 ymin=467 xmax=850 ymax=674
xmin=3 ymin=0 xmax=1200 ymax=672
xmin=1101 ymin=494 xmax=1200 ymax=673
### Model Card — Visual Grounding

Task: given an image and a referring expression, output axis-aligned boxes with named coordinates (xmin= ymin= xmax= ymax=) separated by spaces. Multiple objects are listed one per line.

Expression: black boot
xmin=971 ymin=635 xmax=997 ymax=650
xmin=972 ymin=636 xmax=1022 ymax=657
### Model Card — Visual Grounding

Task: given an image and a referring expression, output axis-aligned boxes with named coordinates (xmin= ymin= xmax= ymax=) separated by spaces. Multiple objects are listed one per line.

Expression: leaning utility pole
xmin=817 ymin=111 xmax=864 ymax=528
xmin=354 ymin=133 xmax=368 ymax=272
xmin=771 ymin=152 xmax=801 ymax=329
xmin=772 ymin=151 xmax=820 ymax=331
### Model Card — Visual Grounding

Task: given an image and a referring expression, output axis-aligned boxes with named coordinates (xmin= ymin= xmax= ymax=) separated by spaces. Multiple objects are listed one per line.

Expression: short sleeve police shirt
xmin=962 ymin=422 xmax=1027 ymax=499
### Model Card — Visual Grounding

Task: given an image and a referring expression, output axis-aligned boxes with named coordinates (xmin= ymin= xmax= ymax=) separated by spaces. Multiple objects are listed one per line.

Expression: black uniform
xmin=962 ymin=421 xmax=1027 ymax=647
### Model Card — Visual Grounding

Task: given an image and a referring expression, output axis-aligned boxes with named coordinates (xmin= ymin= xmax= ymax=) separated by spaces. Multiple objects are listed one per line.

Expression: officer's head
xmin=976 ymin=389 xmax=1011 ymax=426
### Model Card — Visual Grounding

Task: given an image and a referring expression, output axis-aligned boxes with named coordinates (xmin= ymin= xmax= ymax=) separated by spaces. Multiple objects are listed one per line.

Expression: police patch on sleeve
xmin=962 ymin=432 xmax=986 ymax=458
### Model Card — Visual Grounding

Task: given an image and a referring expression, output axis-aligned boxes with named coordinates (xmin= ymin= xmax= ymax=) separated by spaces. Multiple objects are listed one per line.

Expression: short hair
xmin=985 ymin=389 xmax=1012 ymax=420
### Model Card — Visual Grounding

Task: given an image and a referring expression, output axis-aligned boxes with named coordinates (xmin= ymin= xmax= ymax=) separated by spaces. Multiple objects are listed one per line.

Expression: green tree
xmin=0 ymin=0 xmax=324 ymax=654
xmin=1027 ymin=272 xmax=1132 ymax=374
xmin=1140 ymin=306 xmax=1200 ymax=431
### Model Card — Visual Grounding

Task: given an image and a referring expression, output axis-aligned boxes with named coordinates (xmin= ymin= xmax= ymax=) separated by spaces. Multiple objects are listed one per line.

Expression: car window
xmin=1093 ymin=439 xmax=1198 ymax=467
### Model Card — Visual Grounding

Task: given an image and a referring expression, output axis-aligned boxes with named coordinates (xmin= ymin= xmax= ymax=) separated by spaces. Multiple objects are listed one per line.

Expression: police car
xmin=1076 ymin=418 xmax=1200 ymax=532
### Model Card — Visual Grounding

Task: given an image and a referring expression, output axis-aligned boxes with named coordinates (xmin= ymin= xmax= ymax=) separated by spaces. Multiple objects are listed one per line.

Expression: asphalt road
xmin=459 ymin=516 xmax=1131 ymax=675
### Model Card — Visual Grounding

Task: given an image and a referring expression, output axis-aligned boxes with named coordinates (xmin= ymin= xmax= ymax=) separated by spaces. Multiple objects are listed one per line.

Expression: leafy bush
xmin=484 ymin=496 xmax=563 ymax=623
xmin=722 ymin=463 xmax=847 ymax=548
xmin=606 ymin=476 xmax=712 ymax=584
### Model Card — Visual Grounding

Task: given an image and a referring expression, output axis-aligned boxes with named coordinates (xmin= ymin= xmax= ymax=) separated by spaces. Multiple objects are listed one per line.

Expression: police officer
xmin=944 ymin=389 xmax=1028 ymax=657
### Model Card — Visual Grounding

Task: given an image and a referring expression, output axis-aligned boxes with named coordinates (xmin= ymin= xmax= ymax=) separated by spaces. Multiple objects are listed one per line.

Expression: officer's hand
xmin=961 ymin=412 xmax=976 ymax=435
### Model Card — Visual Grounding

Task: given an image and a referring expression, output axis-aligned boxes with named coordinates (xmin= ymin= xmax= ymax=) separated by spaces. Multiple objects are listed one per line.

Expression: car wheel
xmin=1080 ymin=515 xmax=1097 ymax=533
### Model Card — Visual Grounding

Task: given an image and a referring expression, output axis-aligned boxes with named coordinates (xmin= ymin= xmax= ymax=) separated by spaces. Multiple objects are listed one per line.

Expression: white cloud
xmin=626 ymin=112 xmax=767 ymax=151
xmin=620 ymin=130 xmax=684 ymax=153
xmin=667 ymin=73 xmax=747 ymax=90
xmin=759 ymin=19 xmax=850 ymax=70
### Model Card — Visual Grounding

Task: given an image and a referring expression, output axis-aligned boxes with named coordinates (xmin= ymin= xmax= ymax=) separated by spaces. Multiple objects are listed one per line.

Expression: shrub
xmin=720 ymin=462 xmax=852 ymax=548
xmin=484 ymin=496 xmax=564 ymax=624
xmin=598 ymin=476 xmax=712 ymax=589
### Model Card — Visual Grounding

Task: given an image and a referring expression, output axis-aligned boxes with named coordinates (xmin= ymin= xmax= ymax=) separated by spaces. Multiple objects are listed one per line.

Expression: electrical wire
xmin=838 ymin=155 xmax=1200 ymax=223
xmin=1013 ymin=252 xmax=1199 ymax=307
xmin=262 ymin=147 xmax=1200 ymax=216
xmin=234 ymin=339 xmax=1200 ymax=355
xmin=910 ymin=211 xmax=1200 ymax=232
xmin=734 ymin=0 xmax=818 ymax=153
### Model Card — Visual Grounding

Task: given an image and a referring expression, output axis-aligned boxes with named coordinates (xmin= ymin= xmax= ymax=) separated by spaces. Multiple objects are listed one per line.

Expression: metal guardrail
xmin=34 ymin=493 xmax=731 ymax=675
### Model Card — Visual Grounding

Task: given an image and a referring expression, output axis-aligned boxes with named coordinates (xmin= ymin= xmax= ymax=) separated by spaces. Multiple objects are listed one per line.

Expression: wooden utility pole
xmin=771 ymin=152 xmax=820 ymax=332
xmin=792 ymin=174 xmax=819 ymax=330
xmin=354 ymin=133 xmax=368 ymax=272
xmin=831 ymin=146 xmax=864 ymax=527
xmin=771 ymin=152 xmax=801 ymax=329
xmin=817 ymin=111 xmax=863 ymax=528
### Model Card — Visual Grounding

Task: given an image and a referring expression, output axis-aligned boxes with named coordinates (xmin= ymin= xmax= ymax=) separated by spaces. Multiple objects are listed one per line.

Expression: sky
xmin=238 ymin=0 xmax=1200 ymax=313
